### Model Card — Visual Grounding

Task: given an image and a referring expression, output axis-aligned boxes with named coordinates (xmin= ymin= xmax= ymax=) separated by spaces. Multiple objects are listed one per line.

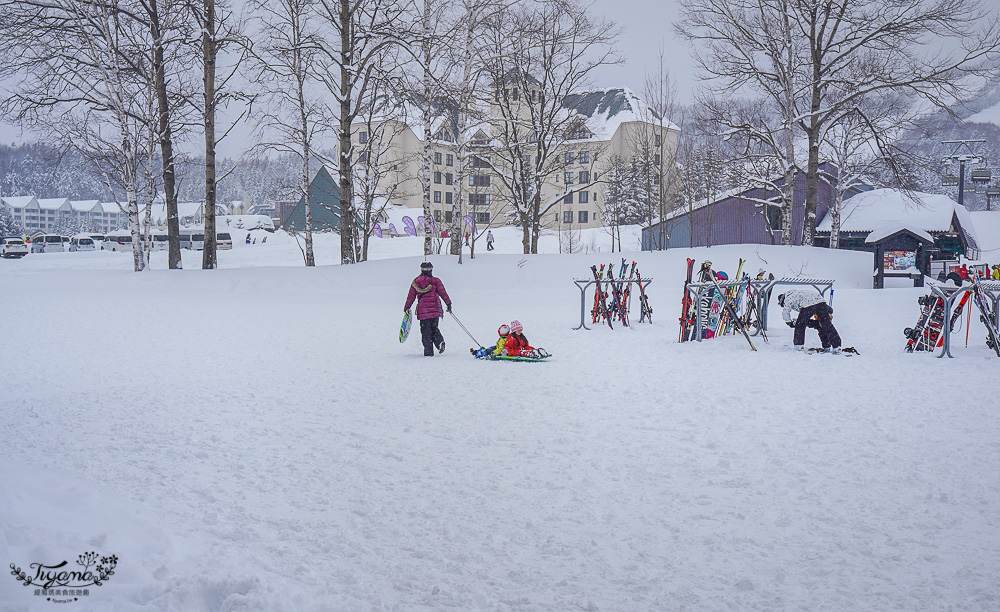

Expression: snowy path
xmin=2 ymin=238 xmax=999 ymax=611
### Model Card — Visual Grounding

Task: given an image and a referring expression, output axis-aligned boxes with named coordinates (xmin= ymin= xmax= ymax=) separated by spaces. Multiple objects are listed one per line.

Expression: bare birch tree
xmin=0 ymin=0 xmax=155 ymax=270
xmin=314 ymin=0 xmax=411 ymax=265
xmin=479 ymin=0 xmax=618 ymax=254
xmin=248 ymin=0 xmax=326 ymax=266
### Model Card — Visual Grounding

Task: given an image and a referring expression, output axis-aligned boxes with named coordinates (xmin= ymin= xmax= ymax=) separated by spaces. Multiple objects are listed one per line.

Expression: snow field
xmin=1 ymin=230 xmax=999 ymax=611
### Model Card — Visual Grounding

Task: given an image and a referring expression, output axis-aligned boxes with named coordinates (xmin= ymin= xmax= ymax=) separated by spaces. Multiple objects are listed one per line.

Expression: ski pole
xmin=449 ymin=311 xmax=485 ymax=349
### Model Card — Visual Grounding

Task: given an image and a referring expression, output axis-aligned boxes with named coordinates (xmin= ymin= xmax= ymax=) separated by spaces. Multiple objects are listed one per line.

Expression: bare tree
xmin=248 ymin=0 xmax=326 ymax=266
xmin=0 ymin=0 xmax=156 ymax=270
xmin=314 ymin=0 xmax=411 ymax=265
xmin=188 ymin=0 xmax=250 ymax=269
xmin=478 ymin=0 xmax=619 ymax=254
xmin=680 ymin=0 xmax=1000 ymax=245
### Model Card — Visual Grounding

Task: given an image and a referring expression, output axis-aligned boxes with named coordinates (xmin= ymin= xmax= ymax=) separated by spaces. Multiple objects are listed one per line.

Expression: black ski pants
xmin=794 ymin=302 xmax=841 ymax=348
xmin=420 ymin=317 xmax=444 ymax=356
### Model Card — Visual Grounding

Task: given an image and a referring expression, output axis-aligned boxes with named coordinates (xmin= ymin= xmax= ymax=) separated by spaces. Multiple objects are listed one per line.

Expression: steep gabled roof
xmin=37 ymin=197 xmax=71 ymax=210
xmin=561 ymin=87 xmax=679 ymax=139
xmin=1 ymin=195 xmax=37 ymax=209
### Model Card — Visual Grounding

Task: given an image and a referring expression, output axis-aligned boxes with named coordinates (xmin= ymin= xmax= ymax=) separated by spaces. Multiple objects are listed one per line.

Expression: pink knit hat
xmin=510 ymin=320 xmax=523 ymax=332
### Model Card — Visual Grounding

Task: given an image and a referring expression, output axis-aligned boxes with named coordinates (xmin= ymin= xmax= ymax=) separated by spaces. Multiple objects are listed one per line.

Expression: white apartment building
xmin=1 ymin=196 xmax=129 ymax=233
xmin=349 ymin=85 xmax=679 ymax=232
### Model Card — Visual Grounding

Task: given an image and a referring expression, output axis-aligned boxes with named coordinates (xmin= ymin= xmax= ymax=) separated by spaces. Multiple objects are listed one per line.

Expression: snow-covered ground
xmin=2 ymin=228 xmax=999 ymax=611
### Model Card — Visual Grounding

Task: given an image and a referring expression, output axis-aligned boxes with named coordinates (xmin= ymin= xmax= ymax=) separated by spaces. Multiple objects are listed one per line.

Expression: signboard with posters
xmin=884 ymin=250 xmax=916 ymax=270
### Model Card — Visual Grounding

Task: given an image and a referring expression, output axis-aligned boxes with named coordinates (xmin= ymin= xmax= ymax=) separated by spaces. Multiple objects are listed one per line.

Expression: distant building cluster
xmin=0 ymin=195 xmax=252 ymax=234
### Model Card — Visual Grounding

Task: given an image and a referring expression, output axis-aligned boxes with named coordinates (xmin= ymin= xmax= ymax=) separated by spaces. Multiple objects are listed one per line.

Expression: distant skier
xmin=245 ymin=234 xmax=251 ymax=244
xmin=779 ymin=291 xmax=842 ymax=353
xmin=403 ymin=261 xmax=453 ymax=357
xmin=486 ymin=230 xmax=495 ymax=251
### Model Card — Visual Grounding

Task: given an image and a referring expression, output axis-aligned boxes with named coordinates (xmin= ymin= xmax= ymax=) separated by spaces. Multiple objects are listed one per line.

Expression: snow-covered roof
xmin=817 ymin=189 xmax=977 ymax=238
xmin=70 ymin=200 xmax=101 ymax=212
xmin=37 ymin=197 xmax=70 ymax=210
xmin=100 ymin=202 xmax=126 ymax=214
xmin=2 ymin=195 xmax=37 ymax=209
xmin=864 ymin=223 xmax=935 ymax=244
xmin=562 ymin=87 xmax=679 ymax=140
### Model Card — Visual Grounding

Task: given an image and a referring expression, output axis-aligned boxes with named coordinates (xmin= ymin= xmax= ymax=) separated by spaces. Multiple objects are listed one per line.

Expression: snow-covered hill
xmin=1 ymin=236 xmax=999 ymax=611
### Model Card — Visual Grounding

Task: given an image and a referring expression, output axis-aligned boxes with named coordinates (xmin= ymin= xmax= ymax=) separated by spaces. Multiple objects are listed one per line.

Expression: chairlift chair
xmin=941 ymin=174 xmax=959 ymax=187
xmin=970 ymin=168 xmax=992 ymax=184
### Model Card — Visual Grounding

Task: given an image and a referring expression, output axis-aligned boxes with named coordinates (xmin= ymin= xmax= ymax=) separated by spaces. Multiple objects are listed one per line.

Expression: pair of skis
xmin=687 ymin=260 xmax=757 ymax=351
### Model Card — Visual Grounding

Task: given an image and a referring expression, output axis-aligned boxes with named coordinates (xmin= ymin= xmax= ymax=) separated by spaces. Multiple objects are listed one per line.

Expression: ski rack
xmin=683 ymin=277 xmax=835 ymax=341
xmin=572 ymin=278 xmax=653 ymax=330
xmin=684 ymin=278 xmax=767 ymax=341
xmin=929 ymin=281 xmax=1000 ymax=358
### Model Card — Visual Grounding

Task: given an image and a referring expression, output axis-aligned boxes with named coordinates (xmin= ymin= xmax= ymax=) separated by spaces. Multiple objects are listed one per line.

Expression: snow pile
xmin=2 ymin=240 xmax=999 ymax=611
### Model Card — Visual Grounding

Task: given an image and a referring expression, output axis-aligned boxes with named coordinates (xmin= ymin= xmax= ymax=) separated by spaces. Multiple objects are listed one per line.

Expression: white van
xmin=149 ymin=230 xmax=169 ymax=251
xmin=179 ymin=231 xmax=204 ymax=250
xmin=216 ymin=232 xmax=233 ymax=250
xmin=30 ymin=234 xmax=68 ymax=253
xmin=102 ymin=230 xmax=133 ymax=252
xmin=69 ymin=235 xmax=96 ymax=252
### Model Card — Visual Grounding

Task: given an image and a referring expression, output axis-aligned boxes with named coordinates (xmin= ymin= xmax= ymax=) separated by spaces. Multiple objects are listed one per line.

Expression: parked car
xmin=30 ymin=234 xmax=69 ymax=253
xmin=178 ymin=231 xmax=204 ymax=250
xmin=102 ymin=230 xmax=133 ymax=252
xmin=89 ymin=234 xmax=105 ymax=246
xmin=216 ymin=232 xmax=233 ymax=250
xmin=69 ymin=235 xmax=97 ymax=252
xmin=1 ymin=237 xmax=28 ymax=258
xmin=149 ymin=230 xmax=170 ymax=251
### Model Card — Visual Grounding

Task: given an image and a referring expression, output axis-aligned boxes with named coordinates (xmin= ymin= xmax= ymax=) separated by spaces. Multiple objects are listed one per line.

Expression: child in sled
xmin=473 ymin=324 xmax=511 ymax=358
xmin=500 ymin=320 xmax=549 ymax=359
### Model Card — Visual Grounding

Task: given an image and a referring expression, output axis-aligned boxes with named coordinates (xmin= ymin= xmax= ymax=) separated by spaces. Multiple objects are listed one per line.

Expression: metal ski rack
xmin=683 ymin=278 xmax=768 ymax=341
xmin=930 ymin=280 xmax=1000 ymax=358
xmin=572 ymin=277 xmax=653 ymax=330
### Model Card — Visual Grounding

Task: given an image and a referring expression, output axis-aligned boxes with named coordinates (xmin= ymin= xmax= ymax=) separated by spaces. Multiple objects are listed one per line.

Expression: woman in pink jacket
xmin=404 ymin=261 xmax=453 ymax=356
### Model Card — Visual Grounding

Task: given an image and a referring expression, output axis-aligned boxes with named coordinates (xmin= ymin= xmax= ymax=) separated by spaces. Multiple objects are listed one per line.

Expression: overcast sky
xmin=588 ymin=0 xmax=698 ymax=103
xmin=0 ymin=0 xmax=699 ymax=157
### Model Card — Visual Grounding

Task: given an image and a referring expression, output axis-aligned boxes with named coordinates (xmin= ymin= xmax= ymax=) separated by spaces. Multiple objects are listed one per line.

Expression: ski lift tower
xmin=941 ymin=139 xmax=989 ymax=209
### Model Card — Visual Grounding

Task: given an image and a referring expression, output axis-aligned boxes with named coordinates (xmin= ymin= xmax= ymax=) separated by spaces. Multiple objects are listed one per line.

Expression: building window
xmin=512 ymin=88 xmax=519 ymax=101
xmin=445 ymin=210 xmax=453 ymax=223
xmin=445 ymin=192 xmax=453 ymax=205
xmin=445 ymin=173 xmax=453 ymax=185
xmin=358 ymin=151 xmax=368 ymax=164
xmin=434 ymin=191 xmax=442 ymax=203
xmin=359 ymin=131 xmax=368 ymax=144
xmin=475 ymin=212 xmax=490 ymax=224
xmin=563 ymin=211 xmax=573 ymax=224
xmin=434 ymin=210 xmax=442 ymax=221
xmin=565 ymin=152 xmax=575 ymax=164
xmin=469 ymin=174 xmax=490 ymax=187
xmin=654 ymin=154 xmax=661 ymax=166
xmin=578 ymin=171 xmax=590 ymax=184
xmin=578 ymin=210 xmax=588 ymax=224
xmin=579 ymin=191 xmax=589 ymax=203
xmin=446 ymin=154 xmax=454 ymax=166
xmin=654 ymin=134 xmax=662 ymax=147
xmin=469 ymin=194 xmax=491 ymax=206
xmin=434 ymin=171 xmax=442 ymax=184
xmin=563 ymin=192 xmax=573 ymax=204
xmin=579 ymin=151 xmax=590 ymax=164
xmin=564 ymin=172 xmax=574 ymax=185
xmin=434 ymin=152 xmax=442 ymax=164
xmin=472 ymin=156 xmax=490 ymax=168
